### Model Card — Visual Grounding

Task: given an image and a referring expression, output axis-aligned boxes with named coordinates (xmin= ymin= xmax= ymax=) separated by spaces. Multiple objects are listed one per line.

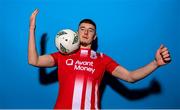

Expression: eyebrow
xmin=80 ymin=26 xmax=95 ymax=31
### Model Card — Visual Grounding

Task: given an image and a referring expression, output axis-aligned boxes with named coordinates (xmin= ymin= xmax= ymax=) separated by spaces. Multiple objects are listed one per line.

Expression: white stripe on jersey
xmin=72 ymin=78 xmax=84 ymax=109
xmin=95 ymin=82 xmax=99 ymax=109
xmin=84 ymin=80 xmax=92 ymax=109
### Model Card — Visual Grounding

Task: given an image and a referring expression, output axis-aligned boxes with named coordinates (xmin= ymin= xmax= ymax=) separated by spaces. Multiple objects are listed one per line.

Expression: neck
xmin=80 ymin=45 xmax=91 ymax=49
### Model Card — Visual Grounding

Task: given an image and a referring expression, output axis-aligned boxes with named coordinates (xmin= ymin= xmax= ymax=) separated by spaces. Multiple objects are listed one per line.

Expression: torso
xmin=51 ymin=48 xmax=118 ymax=109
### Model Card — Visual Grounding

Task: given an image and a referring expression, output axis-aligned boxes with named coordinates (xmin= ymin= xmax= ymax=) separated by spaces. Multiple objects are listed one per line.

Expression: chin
xmin=80 ymin=41 xmax=91 ymax=47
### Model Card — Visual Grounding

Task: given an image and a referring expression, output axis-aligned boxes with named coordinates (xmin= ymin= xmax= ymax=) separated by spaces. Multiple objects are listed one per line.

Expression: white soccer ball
xmin=55 ymin=29 xmax=80 ymax=54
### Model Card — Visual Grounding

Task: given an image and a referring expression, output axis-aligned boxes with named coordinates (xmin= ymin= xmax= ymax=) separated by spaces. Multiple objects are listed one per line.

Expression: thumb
xmin=157 ymin=44 xmax=164 ymax=53
xmin=159 ymin=44 xmax=164 ymax=49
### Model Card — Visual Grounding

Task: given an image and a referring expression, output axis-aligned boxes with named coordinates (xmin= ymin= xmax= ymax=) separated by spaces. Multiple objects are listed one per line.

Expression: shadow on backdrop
xmin=39 ymin=33 xmax=58 ymax=85
xmin=38 ymin=34 xmax=161 ymax=107
xmin=99 ymin=72 xmax=161 ymax=107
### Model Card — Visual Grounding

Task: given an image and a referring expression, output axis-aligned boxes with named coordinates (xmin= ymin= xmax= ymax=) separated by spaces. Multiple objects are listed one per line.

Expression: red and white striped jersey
xmin=51 ymin=48 xmax=119 ymax=109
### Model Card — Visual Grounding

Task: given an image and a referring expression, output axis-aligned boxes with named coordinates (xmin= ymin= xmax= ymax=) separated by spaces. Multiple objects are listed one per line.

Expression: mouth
xmin=82 ymin=36 xmax=88 ymax=39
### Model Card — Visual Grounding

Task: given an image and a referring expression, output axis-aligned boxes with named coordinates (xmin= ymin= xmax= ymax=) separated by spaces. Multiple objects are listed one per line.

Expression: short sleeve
xmin=50 ymin=52 xmax=60 ymax=65
xmin=103 ymin=54 xmax=119 ymax=73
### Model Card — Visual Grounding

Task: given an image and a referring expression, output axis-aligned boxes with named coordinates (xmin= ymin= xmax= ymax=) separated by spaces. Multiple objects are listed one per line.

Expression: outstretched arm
xmin=28 ymin=9 xmax=55 ymax=67
xmin=112 ymin=45 xmax=171 ymax=83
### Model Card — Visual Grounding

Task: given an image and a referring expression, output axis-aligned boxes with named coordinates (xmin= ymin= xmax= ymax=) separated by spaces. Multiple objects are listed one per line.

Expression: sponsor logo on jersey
xmin=65 ymin=59 xmax=95 ymax=74
xmin=66 ymin=59 xmax=74 ymax=65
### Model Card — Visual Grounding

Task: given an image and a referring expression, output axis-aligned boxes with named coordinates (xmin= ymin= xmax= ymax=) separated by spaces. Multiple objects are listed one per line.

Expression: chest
xmin=57 ymin=55 xmax=105 ymax=80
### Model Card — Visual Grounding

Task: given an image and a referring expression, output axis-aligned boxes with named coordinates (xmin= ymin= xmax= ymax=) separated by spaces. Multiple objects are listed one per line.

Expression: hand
xmin=30 ymin=9 xmax=39 ymax=29
xmin=155 ymin=44 xmax=171 ymax=66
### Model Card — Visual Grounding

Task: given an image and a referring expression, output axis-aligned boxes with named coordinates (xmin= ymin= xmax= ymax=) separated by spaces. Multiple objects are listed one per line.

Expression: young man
xmin=28 ymin=9 xmax=171 ymax=109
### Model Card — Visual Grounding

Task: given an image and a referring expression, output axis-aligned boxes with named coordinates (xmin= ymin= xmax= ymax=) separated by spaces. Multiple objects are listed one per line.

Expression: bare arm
xmin=112 ymin=45 xmax=171 ymax=83
xmin=28 ymin=9 xmax=55 ymax=67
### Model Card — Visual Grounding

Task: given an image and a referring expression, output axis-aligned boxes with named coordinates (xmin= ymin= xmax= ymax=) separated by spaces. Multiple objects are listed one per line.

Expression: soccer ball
xmin=55 ymin=29 xmax=80 ymax=54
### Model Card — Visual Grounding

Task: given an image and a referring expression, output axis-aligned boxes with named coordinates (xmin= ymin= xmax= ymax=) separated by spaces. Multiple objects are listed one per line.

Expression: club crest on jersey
xmin=90 ymin=51 xmax=97 ymax=59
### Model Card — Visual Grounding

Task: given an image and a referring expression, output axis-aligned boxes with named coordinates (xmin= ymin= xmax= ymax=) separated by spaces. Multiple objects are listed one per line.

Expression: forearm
xmin=112 ymin=45 xmax=171 ymax=83
xmin=28 ymin=26 xmax=39 ymax=65
xmin=130 ymin=60 xmax=159 ymax=82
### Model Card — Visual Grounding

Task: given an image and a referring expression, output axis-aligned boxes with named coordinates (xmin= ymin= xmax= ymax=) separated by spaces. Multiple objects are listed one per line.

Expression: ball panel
xmin=60 ymin=43 xmax=69 ymax=53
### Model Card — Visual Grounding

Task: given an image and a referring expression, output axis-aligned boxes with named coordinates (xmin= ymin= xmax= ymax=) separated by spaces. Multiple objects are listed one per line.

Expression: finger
xmin=161 ymin=47 xmax=168 ymax=53
xmin=161 ymin=50 xmax=169 ymax=56
xmin=163 ymin=57 xmax=171 ymax=63
xmin=31 ymin=9 xmax=39 ymax=16
xmin=34 ymin=9 xmax=39 ymax=15
xmin=162 ymin=54 xmax=170 ymax=58
xmin=33 ymin=9 xmax=39 ymax=16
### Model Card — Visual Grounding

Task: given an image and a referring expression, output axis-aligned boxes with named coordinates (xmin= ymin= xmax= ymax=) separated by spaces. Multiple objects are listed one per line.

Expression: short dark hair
xmin=79 ymin=19 xmax=96 ymax=29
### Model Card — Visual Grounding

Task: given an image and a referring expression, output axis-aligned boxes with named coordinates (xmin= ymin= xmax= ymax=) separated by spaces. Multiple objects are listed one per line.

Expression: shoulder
xmin=50 ymin=51 xmax=62 ymax=59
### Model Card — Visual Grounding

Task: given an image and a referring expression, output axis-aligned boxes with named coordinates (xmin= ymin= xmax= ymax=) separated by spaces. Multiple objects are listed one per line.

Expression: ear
xmin=93 ymin=33 xmax=97 ymax=40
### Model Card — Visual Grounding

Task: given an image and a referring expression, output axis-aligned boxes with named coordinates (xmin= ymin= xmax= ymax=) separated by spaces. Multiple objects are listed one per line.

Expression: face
xmin=78 ymin=23 xmax=96 ymax=47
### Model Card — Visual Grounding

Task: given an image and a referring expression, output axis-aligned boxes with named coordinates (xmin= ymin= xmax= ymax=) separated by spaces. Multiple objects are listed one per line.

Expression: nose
xmin=84 ymin=29 xmax=88 ymax=35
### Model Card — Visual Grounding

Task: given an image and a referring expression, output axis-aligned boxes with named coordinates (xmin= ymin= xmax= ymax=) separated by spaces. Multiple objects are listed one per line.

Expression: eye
xmin=88 ymin=29 xmax=95 ymax=33
xmin=80 ymin=27 xmax=85 ymax=31
xmin=89 ymin=30 xmax=93 ymax=32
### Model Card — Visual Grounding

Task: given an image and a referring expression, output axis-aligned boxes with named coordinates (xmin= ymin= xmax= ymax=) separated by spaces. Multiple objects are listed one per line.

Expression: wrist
xmin=29 ymin=25 xmax=36 ymax=30
xmin=153 ymin=59 xmax=160 ymax=68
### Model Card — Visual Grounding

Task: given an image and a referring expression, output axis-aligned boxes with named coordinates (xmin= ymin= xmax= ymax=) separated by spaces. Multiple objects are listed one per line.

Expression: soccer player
xmin=28 ymin=9 xmax=171 ymax=109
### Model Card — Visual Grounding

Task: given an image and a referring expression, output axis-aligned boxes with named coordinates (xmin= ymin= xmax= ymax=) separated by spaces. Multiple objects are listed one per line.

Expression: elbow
xmin=127 ymin=75 xmax=138 ymax=83
xmin=127 ymin=78 xmax=136 ymax=83
xmin=28 ymin=59 xmax=38 ymax=66
xmin=28 ymin=61 xmax=35 ymax=66
xmin=28 ymin=55 xmax=39 ymax=66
